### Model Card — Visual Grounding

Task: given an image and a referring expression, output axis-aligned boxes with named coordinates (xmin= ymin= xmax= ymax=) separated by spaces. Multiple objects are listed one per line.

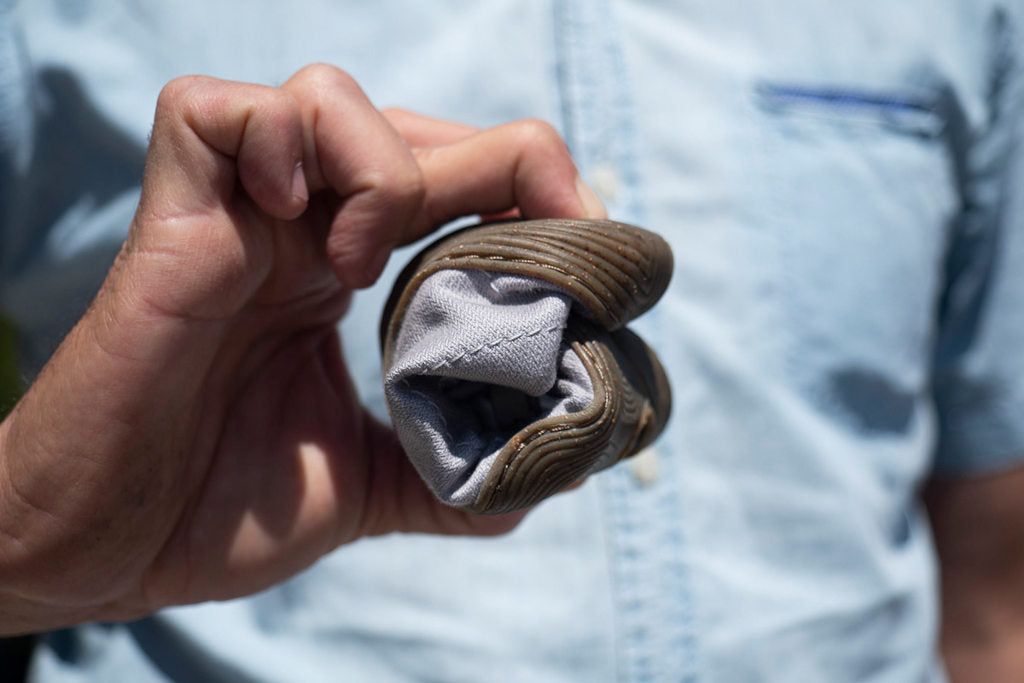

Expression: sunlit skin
xmin=0 ymin=64 xmax=606 ymax=635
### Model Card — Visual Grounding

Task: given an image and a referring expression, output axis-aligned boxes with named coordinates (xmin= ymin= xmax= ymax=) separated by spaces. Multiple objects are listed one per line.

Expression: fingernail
xmin=364 ymin=246 xmax=391 ymax=284
xmin=575 ymin=175 xmax=608 ymax=219
xmin=291 ymin=161 xmax=308 ymax=203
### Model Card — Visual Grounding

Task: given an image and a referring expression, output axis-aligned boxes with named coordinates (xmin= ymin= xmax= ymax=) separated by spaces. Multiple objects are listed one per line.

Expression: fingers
xmin=138 ymin=68 xmax=606 ymax=294
xmin=139 ymin=75 xmax=308 ymax=224
xmin=282 ymin=66 xmax=426 ymax=289
xmin=382 ymin=108 xmax=478 ymax=147
xmin=407 ymin=119 xmax=607 ymax=243
xmin=384 ymin=109 xmax=608 ymax=244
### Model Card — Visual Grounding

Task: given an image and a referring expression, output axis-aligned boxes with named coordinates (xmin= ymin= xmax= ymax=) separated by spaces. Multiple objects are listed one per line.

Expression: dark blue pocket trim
xmin=755 ymin=82 xmax=945 ymax=137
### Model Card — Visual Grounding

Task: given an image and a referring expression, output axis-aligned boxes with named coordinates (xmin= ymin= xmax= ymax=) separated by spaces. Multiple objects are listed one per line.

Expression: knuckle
xmin=293 ymin=63 xmax=360 ymax=95
xmin=513 ymin=118 xmax=565 ymax=153
xmin=155 ymin=75 xmax=207 ymax=113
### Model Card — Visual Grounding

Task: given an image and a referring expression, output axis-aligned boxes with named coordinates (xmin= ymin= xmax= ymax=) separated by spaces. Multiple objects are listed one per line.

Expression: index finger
xmin=405 ymin=118 xmax=608 ymax=242
xmin=382 ymin=108 xmax=479 ymax=148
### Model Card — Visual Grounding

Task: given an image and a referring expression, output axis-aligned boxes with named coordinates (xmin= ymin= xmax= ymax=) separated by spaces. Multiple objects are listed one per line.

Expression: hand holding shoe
xmin=0 ymin=65 xmax=606 ymax=634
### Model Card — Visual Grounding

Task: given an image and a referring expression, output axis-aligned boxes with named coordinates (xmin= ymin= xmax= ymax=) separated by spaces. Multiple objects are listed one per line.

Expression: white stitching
xmin=429 ymin=324 xmax=566 ymax=371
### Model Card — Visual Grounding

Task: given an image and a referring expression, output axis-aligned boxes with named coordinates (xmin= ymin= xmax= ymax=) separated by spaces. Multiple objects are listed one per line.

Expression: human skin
xmin=927 ymin=468 xmax=1024 ymax=682
xmin=0 ymin=63 xmax=607 ymax=635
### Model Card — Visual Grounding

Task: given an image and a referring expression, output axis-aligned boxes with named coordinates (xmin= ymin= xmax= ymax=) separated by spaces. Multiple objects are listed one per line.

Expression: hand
xmin=0 ymin=64 xmax=606 ymax=634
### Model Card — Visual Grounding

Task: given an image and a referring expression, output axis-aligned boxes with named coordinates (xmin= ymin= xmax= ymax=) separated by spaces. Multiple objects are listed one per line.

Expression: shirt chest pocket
xmin=753 ymin=83 xmax=959 ymax=431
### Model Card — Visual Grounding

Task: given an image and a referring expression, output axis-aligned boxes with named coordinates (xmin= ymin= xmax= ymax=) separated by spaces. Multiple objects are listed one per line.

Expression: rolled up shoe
xmin=380 ymin=218 xmax=673 ymax=514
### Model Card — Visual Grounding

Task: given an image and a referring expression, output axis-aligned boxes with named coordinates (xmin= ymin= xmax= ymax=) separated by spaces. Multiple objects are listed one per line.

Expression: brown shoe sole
xmin=381 ymin=218 xmax=673 ymax=514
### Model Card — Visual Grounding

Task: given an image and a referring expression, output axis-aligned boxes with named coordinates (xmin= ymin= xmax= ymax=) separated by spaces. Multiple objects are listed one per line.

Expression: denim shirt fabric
xmin=4 ymin=1 xmax=1024 ymax=681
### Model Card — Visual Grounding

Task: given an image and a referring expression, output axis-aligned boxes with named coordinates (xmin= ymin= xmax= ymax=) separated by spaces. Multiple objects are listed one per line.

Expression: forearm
xmin=0 ymin=421 xmax=93 ymax=635
xmin=927 ymin=468 xmax=1024 ymax=682
xmin=0 ymin=382 xmax=152 ymax=636
xmin=937 ymin=561 xmax=1024 ymax=680
xmin=0 ymin=308 xmax=178 ymax=635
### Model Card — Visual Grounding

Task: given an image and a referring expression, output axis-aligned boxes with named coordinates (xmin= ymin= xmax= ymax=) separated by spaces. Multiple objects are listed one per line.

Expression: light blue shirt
xmin=4 ymin=1 xmax=1024 ymax=681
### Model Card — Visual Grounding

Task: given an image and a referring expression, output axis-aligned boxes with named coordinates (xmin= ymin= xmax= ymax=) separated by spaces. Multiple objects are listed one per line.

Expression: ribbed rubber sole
xmin=474 ymin=319 xmax=671 ymax=514
xmin=381 ymin=218 xmax=673 ymax=514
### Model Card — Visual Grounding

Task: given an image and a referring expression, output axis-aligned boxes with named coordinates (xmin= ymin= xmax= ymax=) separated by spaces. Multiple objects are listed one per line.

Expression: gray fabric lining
xmin=384 ymin=269 xmax=596 ymax=507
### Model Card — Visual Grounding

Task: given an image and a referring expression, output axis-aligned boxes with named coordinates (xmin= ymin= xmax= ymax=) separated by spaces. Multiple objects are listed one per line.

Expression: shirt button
xmin=630 ymin=447 xmax=660 ymax=487
xmin=588 ymin=163 xmax=622 ymax=205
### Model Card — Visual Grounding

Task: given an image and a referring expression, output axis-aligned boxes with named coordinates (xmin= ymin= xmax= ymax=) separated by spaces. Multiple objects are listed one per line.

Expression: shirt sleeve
xmin=931 ymin=8 xmax=1024 ymax=476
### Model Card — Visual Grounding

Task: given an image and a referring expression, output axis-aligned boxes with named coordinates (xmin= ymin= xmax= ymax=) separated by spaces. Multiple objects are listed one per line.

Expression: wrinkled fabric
xmin=4 ymin=1 xmax=1024 ymax=682
xmin=384 ymin=269 xmax=594 ymax=506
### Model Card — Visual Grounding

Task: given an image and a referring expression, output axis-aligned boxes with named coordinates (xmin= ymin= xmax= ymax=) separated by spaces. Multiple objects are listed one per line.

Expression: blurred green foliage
xmin=0 ymin=316 xmax=24 ymax=418
xmin=0 ymin=320 xmax=34 ymax=675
